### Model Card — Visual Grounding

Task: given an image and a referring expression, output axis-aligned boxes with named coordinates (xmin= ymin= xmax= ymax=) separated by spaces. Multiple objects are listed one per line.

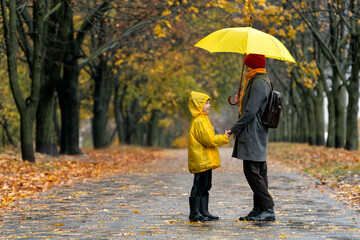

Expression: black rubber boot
xmin=189 ymin=197 xmax=209 ymax=222
xmin=249 ymin=208 xmax=275 ymax=221
xmin=239 ymin=206 xmax=261 ymax=221
xmin=199 ymin=196 xmax=219 ymax=221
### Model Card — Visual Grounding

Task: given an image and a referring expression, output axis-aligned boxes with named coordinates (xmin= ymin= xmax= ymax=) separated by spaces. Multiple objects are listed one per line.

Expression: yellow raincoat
xmin=188 ymin=91 xmax=229 ymax=174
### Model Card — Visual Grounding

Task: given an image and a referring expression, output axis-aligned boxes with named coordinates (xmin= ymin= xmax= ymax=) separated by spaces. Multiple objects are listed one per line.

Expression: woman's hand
xmin=234 ymin=94 xmax=240 ymax=106
xmin=225 ymin=130 xmax=232 ymax=137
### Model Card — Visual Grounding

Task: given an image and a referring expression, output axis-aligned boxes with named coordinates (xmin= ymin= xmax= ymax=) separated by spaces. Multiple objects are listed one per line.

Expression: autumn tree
xmin=288 ymin=0 xmax=359 ymax=150
xmin=35 ymin=0 xmax=71 ymax=156
xmin=1 ymin=0 xmax=45 ymax=161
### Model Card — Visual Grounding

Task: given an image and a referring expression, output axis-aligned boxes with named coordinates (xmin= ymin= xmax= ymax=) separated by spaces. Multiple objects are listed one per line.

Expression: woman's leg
xmin=243 ymin=160 xmax=274 ymax=210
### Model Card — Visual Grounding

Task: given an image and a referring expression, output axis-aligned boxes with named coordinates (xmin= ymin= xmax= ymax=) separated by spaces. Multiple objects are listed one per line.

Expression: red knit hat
xmin=244 ymin=54 xmax=266 ymax=69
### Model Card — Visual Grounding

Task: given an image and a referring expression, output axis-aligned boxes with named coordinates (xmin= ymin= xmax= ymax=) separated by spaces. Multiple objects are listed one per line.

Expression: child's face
xmin=202 ymin=100 xmax=211 ymax=114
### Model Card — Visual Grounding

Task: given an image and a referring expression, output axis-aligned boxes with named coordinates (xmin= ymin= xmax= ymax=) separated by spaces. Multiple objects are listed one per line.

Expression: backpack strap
xmin=255 ymin=77 xmax=273 ymax=117
xmin=257 ymin=77 xmax=273 ymax=92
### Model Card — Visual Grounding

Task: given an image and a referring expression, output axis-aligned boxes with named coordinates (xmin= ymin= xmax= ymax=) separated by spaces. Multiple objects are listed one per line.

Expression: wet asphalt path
xmin=0 ymin=148 xmax=360 ymax=239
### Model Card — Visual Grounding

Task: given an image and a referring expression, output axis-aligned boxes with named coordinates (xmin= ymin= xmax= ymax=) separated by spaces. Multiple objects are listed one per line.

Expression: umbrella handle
xmin=227 ymin=96 xmax=238 ymax=105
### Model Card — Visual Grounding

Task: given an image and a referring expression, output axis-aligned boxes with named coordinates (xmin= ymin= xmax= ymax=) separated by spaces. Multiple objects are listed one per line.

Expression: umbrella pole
xmin=228 ymin=53 xmax=246 ymax=105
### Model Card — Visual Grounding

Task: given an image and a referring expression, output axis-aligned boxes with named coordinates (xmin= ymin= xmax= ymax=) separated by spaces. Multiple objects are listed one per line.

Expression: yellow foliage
xmin=154 ymin=24 xmax=166 ymax=38
xmin=161 ymin=9 xmax=172 ymax=17
xmin=158 ymin=118 xmax=173 ymax=128
xmin=115 ymin=59 xmax=124 ymax=66
xmin=257 ymin=0 xmax=266 ymax=7
xmin=296 ymin=23 xmax=305 ymax=32
xmin=187 ymin=6 xmax=199 ymax=13
xmin=172 ymin=136 xmax=189 ymax=148
xmin=164 ymin=20 xmax=172 ymax=29
xmin=287 ymin=27 xmax=297 ymax=40
xmin=309 ymin=60 xmax=317 ymax=68
xmin=268 ymin=27 xmax=276 ymax=36
xmin=278 ymin=29 xmax=286 ymax=37
xmin=153 ymin=20 xmax=172 ymax=38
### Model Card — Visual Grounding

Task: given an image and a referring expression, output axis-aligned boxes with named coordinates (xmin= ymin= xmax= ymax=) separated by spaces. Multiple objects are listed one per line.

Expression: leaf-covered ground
xmin=2 ymin=147 xmax=359 ymax=239
xmin=0 ymin=143 xmax=359 ymax=212
xmin=0 ymin=146 xmax=163 ymax=211
xmin=268 ymin=142 xmax=360 ymax=209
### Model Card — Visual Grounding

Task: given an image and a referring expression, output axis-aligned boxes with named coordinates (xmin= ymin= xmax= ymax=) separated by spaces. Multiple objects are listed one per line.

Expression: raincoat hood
xmin=188 ymin=91 xmax=210 ymax=117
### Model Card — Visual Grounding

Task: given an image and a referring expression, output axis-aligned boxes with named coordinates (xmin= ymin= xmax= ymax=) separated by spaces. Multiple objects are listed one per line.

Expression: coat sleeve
xmin=193 ymin=119 xmax=229 ymax=147
xmin=231 ymin=79 xmax=269 ymax=135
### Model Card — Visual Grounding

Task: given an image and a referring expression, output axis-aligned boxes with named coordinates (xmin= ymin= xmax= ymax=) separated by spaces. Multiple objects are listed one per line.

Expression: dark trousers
xmin=190 ymin=169 xmax=212 ymax=197
xmin=243 ymin=160 xmax=274 ymax=209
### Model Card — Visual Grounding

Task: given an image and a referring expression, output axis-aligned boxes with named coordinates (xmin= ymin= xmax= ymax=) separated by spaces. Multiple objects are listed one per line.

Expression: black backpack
xmin=260 ymin=79 xmax=282 ymax=128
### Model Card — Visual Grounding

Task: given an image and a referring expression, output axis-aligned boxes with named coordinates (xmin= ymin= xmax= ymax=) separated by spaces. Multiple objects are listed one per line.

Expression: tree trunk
xmin=20 ymin=114 xmax=35 ymax=162
xmin=305 ymin=91 xmax=316 ymax=145
xmin=326 ymin=95 xmax=336 ymax=147
xmin=92 ymin=59 xmax=113 ymax=149
xmin=282 ymin=102 xmax=289 ymax=141
xmin=36 ymin=0 xmax=69 ymax=156
xmin=57 ymin=6 xmax=82 ymax=155
xmin=345 ymin=76 xmax=359 ymax=150
xmin=146 ymin=110 xmax=160 ymax=147
xmin=57 ymin=2 xmax=110 ymax=154
xmin=53 ymin=96 xmax=61 ymax=146
xmin=36 ymin=89 xmax=58 ymax=155
xmin=345 ymin=5 xmax=360 ymax=150
xmin=1 ymin=0 xmax=43 ymax=162
xmin=317 ymin=54 xmax=335 ymax=147
xmin=58 ymin=55 xmax=82 ymax=154
xmin=0 ymin=117 xmax=16 ymax=147
xmin=314 ymin=78 xmax=325 ymax=146
xmin=302 ymin=104 xmax=310 ymax=143
xmin=334 ymin=83 xmax=346 ymax=148
xmin=114 ymin=84 xmax=125 ymax=143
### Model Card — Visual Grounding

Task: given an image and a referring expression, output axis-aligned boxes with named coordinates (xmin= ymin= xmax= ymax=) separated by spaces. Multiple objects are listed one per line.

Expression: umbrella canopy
xmin=194 ymin=25 xmax=295 ymax=105
xmin=194 ymin=27 xmax=295 ymax=63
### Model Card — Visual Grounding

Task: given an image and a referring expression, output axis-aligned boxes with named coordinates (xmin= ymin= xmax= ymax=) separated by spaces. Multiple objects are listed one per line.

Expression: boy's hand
xmin=225 ymin=130 xmax=232 ymax=137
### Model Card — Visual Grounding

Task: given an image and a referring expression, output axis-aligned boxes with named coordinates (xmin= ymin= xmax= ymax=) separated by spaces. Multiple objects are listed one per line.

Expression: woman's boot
xmin=189 ymin=197 xmax=209 ymax=222
xmin=239 ymin=206 xmax=261 ymax=221
xmin=199 ymin=195 xmax=219 ymax=221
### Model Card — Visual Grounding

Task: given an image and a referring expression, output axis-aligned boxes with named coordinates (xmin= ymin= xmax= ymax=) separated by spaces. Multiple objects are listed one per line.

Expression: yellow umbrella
xmin=194 ymin=22 xmax=295 ymax=105
xmin=194 ymin=27 xmax=295 ymax=63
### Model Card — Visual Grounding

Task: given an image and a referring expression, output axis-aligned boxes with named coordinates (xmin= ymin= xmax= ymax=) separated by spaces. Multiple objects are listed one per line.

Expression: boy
xmin=188 ymin=91 xmax=230 ymax=222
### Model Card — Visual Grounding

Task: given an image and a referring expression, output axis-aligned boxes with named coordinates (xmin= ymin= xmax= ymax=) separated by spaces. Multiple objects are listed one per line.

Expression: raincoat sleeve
xmin=193 ymin=118 xmax=229 ymax=147
xmin=231 ymin=79 xmax=268 ymax=135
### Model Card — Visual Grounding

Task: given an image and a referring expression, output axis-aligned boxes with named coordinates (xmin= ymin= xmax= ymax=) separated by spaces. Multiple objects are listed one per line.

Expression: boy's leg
xmin=199 ymin=170 xmax=219 ymax=220
xmin=190 ymin=170 xmax=210 ymax=197
xmin=189 ymin=171 xmax=210 ymax=222
xmin=203 ymin=169 xmax=212 ymax=196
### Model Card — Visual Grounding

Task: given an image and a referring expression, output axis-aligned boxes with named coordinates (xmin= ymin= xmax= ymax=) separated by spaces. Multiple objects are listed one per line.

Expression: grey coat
xmin=230 ymin=73 xmax=271 ymax=162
